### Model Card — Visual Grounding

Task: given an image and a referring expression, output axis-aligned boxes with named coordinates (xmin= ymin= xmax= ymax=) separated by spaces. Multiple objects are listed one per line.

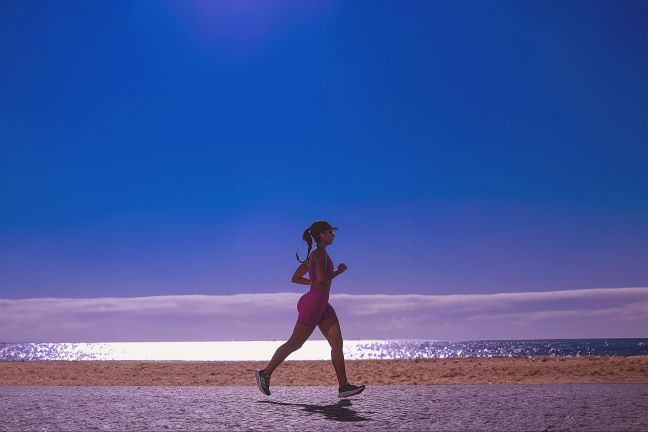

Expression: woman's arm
xmin=291 ymin=261 xmax=311 ymax=285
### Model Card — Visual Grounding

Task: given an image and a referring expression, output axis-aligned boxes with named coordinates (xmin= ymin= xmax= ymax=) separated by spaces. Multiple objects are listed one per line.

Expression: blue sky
xmin=1 ymin=0 xmax=647 ymax=314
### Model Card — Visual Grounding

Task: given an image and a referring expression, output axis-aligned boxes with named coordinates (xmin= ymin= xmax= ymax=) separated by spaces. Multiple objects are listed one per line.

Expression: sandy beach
xmin=2 ymin=356 xmax=647 ymax=386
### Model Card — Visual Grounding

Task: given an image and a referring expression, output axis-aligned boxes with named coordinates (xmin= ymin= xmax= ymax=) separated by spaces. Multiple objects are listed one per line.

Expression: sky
xmin=2 ymin=288 xmax=647 ymax=342
xmin=1 ymin=1 xmax=647 ymax=341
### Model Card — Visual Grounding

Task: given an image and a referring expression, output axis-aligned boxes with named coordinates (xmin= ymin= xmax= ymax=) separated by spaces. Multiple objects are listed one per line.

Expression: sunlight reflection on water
xmin=1 ymin=339 xmax=647 ymax=361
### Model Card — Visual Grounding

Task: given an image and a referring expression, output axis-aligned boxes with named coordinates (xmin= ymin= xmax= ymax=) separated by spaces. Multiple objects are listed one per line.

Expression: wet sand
xmin=2 ymin=356 xmax=647 ymax=386
xmin=2 ymin=384 xmax=647 ymax=431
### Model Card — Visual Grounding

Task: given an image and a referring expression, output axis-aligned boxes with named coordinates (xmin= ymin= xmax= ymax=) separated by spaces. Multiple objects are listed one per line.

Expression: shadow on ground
xmin=258 ymin=398 xmax=372 ymax=423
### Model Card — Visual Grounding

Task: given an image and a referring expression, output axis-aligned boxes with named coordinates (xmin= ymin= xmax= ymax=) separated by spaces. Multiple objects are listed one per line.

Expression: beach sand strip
xmin=2 ymin=356 xmax=647 ymax=386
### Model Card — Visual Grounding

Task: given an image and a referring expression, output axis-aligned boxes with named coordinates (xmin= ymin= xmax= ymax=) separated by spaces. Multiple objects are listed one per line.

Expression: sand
xmin=1 ymin=356 xmax=647 ymax=386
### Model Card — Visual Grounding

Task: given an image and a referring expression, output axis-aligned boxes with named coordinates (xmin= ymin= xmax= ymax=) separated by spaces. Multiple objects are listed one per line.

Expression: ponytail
xmin=296 ymin=228 xmax=313 ymax=263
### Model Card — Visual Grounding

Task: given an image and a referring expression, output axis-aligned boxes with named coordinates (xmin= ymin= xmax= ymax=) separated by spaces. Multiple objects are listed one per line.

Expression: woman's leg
xmin=318 ymin=316 xmax=348 ymax=387
xmin=263 ymin=321 xmax=314 ymax=376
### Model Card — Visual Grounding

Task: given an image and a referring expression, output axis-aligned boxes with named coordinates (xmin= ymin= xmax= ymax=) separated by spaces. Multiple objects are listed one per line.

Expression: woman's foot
xmin=255 ymin=370 xmax=271 ymax=396
xmin=338 ymin=382 xmax=365 ymax=398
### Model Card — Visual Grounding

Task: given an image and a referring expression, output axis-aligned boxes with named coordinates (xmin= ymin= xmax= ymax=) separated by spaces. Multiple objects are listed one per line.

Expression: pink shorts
xmin=297 ymin=290 xmax=337 ymax=328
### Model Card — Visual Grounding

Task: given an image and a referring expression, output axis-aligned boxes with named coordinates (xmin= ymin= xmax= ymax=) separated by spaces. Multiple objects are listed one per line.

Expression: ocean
xmin=1 ymin=338 xmax=646 ymax=361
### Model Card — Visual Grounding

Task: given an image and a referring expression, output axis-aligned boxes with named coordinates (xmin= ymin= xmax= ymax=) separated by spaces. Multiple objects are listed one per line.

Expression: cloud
xmin=1 ymin=287 xmax=647 ymax=342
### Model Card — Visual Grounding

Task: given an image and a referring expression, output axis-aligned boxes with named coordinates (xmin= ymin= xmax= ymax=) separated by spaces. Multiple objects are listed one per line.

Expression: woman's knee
xmin=328 ymin=335 xmax=343 ymax=352
xmin=286 ymin=338 xmax=305 ymax=351
xmin=286 ymin=325 xmax=312 ymax=350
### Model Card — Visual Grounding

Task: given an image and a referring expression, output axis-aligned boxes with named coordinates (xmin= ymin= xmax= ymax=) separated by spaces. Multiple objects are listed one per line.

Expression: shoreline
xmin=2 ymin=356 xmax=647 ymax=386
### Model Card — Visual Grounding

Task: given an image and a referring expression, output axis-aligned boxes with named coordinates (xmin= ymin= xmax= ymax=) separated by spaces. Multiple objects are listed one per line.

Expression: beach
xmin=3 ymin=358 xmax=647 ymax=431
xmin=2 ymin=356 xmax=647 ymax=386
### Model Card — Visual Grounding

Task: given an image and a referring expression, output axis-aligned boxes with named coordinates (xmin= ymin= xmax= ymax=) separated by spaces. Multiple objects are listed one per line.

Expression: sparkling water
xmin=1 ymin=338 xmax=646 ymax=361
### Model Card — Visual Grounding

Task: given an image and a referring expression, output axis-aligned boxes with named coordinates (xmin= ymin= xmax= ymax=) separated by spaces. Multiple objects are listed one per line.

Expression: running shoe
xmin=255 ymin=369 xmax=271 ymax=396
xmin=338 ymin=383 xmax=365 ymax=398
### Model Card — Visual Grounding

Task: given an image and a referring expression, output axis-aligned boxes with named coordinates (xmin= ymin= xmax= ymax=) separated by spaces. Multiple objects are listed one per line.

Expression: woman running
xmin=255 ymin=220 xmax=365 ymax=398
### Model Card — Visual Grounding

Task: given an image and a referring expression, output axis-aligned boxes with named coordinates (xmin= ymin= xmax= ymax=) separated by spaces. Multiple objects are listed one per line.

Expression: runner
xmin=255 ymin=220 xmax=365 ymax=398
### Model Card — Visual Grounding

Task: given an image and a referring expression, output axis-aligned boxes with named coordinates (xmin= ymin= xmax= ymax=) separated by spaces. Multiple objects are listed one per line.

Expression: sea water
xmin=1 ymin=338 xmax=646 ymax=361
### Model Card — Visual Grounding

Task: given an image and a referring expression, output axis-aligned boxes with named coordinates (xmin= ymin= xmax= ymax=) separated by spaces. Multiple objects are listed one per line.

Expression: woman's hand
xmin=337 ymin=263 xmax=348 ymax=273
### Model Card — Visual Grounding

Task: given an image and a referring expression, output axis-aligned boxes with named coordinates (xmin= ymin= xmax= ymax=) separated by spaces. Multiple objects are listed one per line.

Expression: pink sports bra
xmin=308 ymin=250 xmax=334 ymax=284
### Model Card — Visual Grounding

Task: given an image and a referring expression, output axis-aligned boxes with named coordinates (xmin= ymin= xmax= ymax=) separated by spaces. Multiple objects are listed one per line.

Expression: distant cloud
xmin=1 ymin=287 xmax=647 ymax=342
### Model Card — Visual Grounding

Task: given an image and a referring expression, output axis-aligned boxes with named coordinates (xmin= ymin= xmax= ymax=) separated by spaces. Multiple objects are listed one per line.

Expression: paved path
xmin=2 ymin=384 xmax=647 ymax=431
